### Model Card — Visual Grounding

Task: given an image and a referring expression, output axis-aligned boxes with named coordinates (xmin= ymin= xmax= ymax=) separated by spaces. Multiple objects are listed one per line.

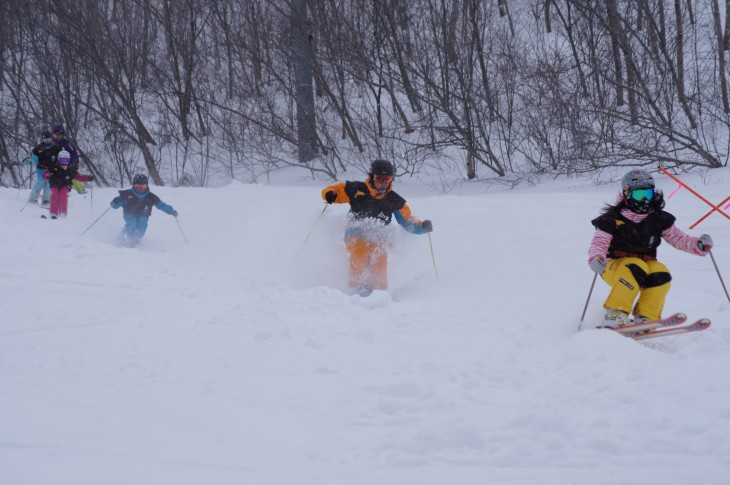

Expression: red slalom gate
xmin=658 ymin=166 xmax=730 ymax=228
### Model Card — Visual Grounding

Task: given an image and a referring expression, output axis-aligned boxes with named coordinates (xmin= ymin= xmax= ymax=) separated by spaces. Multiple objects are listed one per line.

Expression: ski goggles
xmin=373 ymin=174 xmax=393 ymax=184
xmin=58 ymin=158 xmax=71 ymax=165
xmin=630 ymin=188 xmax=654 ymax=201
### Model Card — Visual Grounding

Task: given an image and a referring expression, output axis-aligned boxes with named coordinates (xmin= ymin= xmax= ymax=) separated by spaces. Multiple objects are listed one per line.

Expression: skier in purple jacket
xmin=51 ymin=124 xmax=80 ymax=171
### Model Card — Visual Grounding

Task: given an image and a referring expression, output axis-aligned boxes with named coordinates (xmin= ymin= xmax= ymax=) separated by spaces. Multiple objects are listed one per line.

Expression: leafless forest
xmin=2 ymin=0 xmax=730 ymax=187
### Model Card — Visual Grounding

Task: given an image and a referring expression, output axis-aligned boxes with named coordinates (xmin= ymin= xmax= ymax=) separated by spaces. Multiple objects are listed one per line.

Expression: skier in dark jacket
xmin=24 ymin=130 xmax=55 ymax=205
xmin=51 ymin=124 xmax=80 ymax=171
xmin=42 ymin=149 xmax=94 ymax=219
xmin=321 ymin=159 xmax=433 ymax=296
xmin=587 ymin=169 xmax=713 ymax=327
xmin=110 ymin=174 xmax=178 ymax=247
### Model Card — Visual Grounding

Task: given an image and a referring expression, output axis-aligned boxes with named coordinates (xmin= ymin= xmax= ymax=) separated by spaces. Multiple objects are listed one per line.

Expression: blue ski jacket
xmin=110 ymin=188 xmax=174 ymax=216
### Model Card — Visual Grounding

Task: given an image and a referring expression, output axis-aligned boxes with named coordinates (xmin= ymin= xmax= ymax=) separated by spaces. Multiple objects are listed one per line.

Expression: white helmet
xmin=58 ymin=150 xmax=71 ymax=164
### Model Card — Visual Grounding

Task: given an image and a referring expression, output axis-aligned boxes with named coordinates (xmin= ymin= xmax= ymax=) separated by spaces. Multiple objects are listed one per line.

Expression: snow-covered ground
xmin=2 ymin=169 xmax=730 ymax=484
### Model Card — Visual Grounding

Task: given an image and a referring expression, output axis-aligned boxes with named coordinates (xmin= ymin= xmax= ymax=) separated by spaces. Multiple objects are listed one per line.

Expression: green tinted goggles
xmin=631 ymin=188 xmax=654 ymax=201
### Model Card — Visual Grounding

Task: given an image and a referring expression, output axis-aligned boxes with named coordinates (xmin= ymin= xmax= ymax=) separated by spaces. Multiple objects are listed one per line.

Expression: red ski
xmin=631 ymin=318 xmax=711 ymax=341
xmin=608 ymin=312 xmax=687 ymax=335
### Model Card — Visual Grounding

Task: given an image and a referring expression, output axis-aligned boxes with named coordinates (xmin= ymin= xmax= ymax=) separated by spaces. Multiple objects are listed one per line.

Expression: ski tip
xmin=631 ymin=317 xmax=711 ymax=341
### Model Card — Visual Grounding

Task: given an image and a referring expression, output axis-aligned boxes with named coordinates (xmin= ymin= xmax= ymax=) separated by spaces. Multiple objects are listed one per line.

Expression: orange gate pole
xmin=658 ymin=166 xmax=730 ymax=224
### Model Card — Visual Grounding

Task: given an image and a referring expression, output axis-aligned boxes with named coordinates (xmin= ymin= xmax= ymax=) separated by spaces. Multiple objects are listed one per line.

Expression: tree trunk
xmin=605 ymin=0 xmax=624 ymax=106
xmin=712 ymin=0 xmax=730 ymax=113
xmin=291 ymin=0 xmax=317 ymax=162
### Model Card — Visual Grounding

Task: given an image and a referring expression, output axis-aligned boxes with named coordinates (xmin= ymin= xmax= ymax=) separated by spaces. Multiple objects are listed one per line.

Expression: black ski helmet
xmin=40 ymin=130 xmax=52 ymax=139
xmin=369 ymin=159 xmax=394 ymax=178
xmin=621 ymin=169 xmax=655 ymax=213
xmin=132 ymin=174 xmax=149 ymax=185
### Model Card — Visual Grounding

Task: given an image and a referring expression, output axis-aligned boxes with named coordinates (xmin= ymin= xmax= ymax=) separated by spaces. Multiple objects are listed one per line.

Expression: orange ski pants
xmin=345 ymin=237 xmax=388 ymax=290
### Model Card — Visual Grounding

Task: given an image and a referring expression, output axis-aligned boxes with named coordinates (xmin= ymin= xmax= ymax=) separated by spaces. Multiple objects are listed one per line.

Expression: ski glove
xmin=421 ymin=220 xmax=433 ymax=232
xmin=72 ymin=180 xmax=86 ymax=194
xmin=589 ymin=255 xmax=607 ymax=275
xmin=110 ymin=197 xmax=122 ymax=208
xmin=697 ymin=234 xmax=713 ymax=252
xmin=324 ymin=190 xmax=337 ymax=204
xmin=171 ymin=209 xmax=178 ymax=217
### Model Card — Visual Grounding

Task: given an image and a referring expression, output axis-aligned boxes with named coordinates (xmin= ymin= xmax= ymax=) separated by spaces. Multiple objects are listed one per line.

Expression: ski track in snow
xmin=2 ymin=173 xmax=730 ymax=484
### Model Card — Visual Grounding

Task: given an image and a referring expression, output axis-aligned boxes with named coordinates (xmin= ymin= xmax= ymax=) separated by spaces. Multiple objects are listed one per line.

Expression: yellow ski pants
xmin=601 ymin=257 xmax=672 ymax=321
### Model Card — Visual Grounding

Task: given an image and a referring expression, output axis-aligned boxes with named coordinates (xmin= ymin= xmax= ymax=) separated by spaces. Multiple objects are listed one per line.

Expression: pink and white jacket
xmin=588 ymin=196 xmax=706 ymax=265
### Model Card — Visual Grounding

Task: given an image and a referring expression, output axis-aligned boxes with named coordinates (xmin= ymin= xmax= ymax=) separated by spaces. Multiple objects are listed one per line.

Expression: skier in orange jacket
xmin=322 ymin=159 xmax=433 ymax=296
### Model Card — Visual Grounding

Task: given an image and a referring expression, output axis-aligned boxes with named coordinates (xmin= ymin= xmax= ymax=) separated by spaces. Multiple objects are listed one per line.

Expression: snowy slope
xmin=2 ymin=171 xmax=730 ymax=484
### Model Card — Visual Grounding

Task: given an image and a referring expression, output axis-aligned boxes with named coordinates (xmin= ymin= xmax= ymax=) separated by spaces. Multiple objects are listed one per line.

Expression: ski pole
xmin=298 ymin=204 xmax=328 ymax=253
xmin=580 ymin=273 xmax=598 ymax=325
xmin=174 ymin=216 xmax=189 ymax=244
xmin=428 ymin=232 xmax=439 ymax=281
xmin=79 ymin=206 xmax=111 ymax=237
xmin=19 ymin=160 xmax=31 ymax=200
xmin=708 ymin=249 xmax=730 ymax=304
xmin=18 ymin=200 xmax=32 ymax=213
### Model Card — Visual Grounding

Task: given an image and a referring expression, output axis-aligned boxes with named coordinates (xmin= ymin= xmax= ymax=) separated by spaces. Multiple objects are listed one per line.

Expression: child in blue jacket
xmin=110 ymin=174 xmax=178 ymax=247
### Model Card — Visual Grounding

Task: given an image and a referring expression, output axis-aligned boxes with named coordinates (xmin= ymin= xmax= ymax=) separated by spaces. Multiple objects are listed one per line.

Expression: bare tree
xmin=4 ymin=0 xmax=730 ymax=189
xmin=711 ymin=0 xmax=730 ymax=113
xmin=47 ymin=0 xmax=163 ymax=184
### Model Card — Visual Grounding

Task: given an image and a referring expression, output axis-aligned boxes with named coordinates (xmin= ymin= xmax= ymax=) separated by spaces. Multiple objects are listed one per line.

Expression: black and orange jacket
xmin=322 ymin=179 xmax=428 ymax=237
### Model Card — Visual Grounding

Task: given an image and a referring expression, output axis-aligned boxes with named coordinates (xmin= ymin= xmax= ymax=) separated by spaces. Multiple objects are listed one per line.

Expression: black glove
xmin=421 ymin=220 xmax=433 ymax=232
xmin=171 ymin=209 xmax=178 ymax=217
xmin=325 ymin=190 xmax=337 ymax=204
xmin=87 ymin=174 xmax=95 ymax=181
